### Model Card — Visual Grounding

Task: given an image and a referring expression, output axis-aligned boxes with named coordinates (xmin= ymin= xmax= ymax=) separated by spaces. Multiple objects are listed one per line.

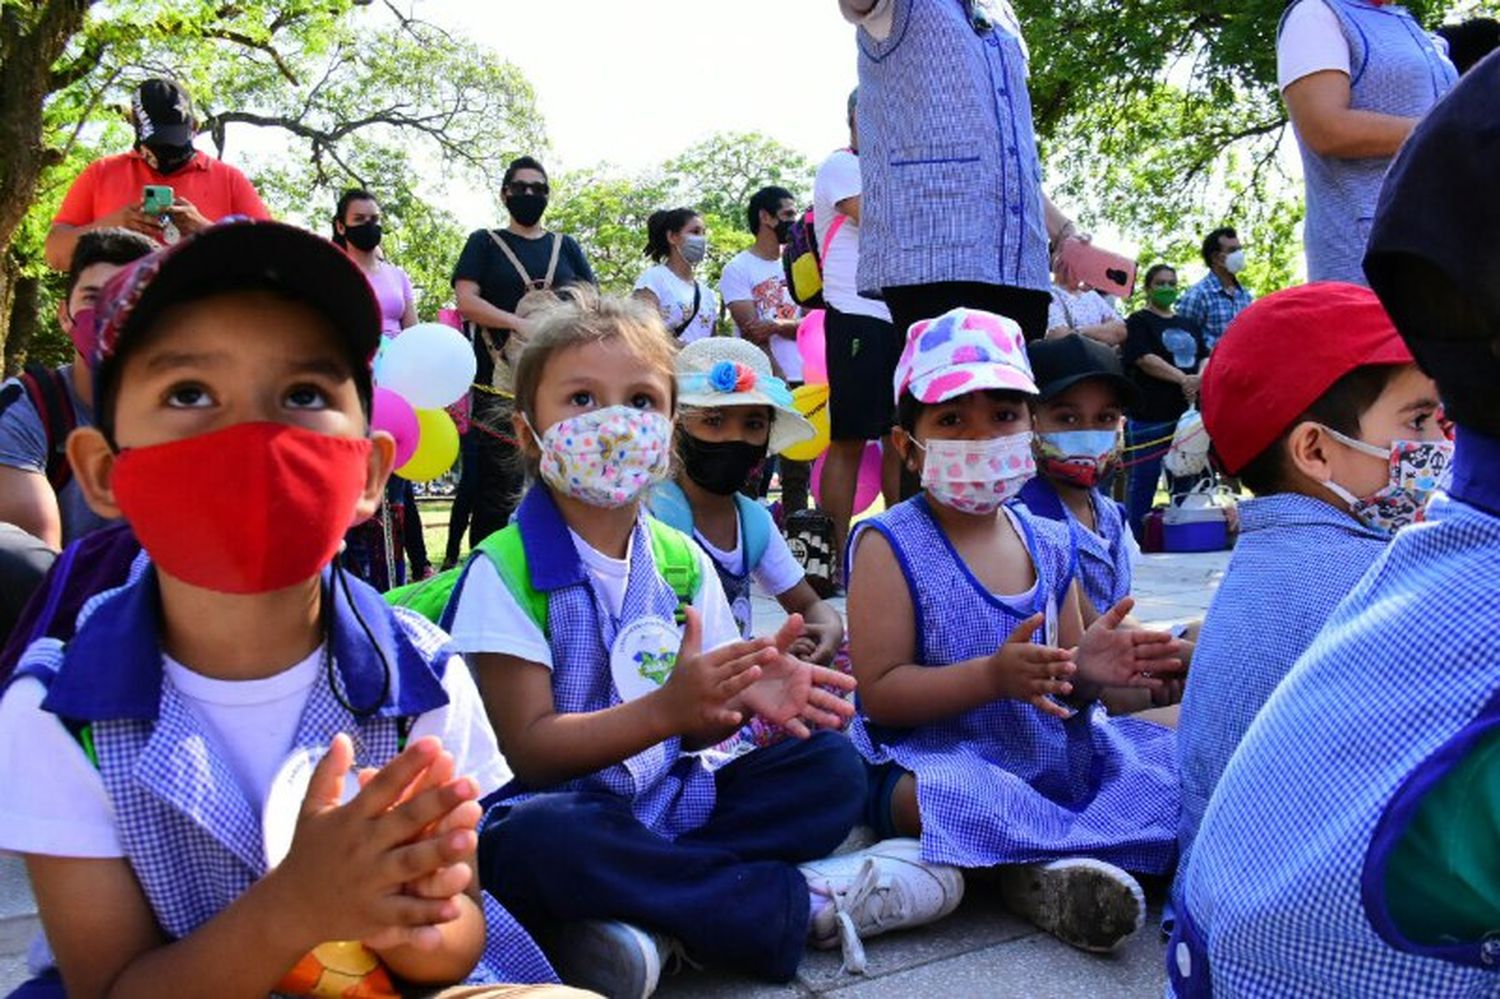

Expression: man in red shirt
xmin=44 ymin=79 xmax=270 ymax=270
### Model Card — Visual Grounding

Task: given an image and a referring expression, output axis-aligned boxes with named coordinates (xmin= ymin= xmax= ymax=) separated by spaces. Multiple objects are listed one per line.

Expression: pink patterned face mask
xmin=529 ymin=406 xmax=673 ymax=509
xmin=918 ymin=432 xmax=1036 ymax=515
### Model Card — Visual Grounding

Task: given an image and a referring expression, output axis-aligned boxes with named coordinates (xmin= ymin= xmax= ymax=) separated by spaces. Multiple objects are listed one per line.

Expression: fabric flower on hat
xmin=708 ymin=361 xmax=739 ymax=393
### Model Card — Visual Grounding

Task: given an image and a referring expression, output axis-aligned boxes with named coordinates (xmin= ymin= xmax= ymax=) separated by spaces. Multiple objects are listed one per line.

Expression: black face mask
xmin=343 ymin=221 xmax=383 ymax=252
xmin=679 ymin=434 xmax=769 ymax=496
xmin=505 ymin=193 xmax=548 ymax=227
xmin=145 ymin=142 xmax=196 ymax=174
xmin=773 ymin=216 xmax=794 ymax=245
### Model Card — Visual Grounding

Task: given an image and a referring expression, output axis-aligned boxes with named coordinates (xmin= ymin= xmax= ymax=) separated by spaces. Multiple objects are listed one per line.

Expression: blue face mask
xmin=1034 ymin=429 xmax=1124 ymax=489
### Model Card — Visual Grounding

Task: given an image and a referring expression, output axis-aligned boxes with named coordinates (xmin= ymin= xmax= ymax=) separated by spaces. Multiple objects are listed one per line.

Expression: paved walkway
xmin=0 ymin=550 xmax=1230 ymax=996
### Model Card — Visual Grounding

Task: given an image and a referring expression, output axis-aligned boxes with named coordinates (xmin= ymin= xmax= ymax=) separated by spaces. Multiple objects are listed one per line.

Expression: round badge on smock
xmin=262 ymin=744 xmax=361 ymax=868
xmin=610 ymin=615 xmax=683 ymax=703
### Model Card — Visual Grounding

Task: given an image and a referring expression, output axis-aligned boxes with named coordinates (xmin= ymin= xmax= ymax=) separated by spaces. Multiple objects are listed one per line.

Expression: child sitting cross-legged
xmin=848 ymin=308 xmax=1185 ymax=955
xmin=0 ymin=222 xmax=574 ymax=998
xmin=443 ymin=292 xmax=963 ymax=997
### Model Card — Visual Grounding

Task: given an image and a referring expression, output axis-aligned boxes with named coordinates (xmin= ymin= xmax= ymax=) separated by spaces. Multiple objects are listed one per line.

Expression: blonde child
xmin=847 ymin=308 xmax=1184 ymax=954
xmin=443 ymin=294 xmax=962 ymax=996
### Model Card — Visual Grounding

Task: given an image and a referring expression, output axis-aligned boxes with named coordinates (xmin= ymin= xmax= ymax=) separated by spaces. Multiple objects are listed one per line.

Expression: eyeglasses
xmin=508 ymin=181 xmax=550 ymax=197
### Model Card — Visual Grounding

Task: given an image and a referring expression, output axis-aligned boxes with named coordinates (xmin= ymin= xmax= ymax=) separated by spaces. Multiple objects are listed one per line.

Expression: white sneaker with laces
xmin=800 ymin=837 xmax=965 ymax=974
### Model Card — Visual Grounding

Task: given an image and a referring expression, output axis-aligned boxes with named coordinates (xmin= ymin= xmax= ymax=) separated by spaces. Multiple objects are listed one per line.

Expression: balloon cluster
xmin=370 ymin=323 xmax=476 ymax=481
xmin=794 ymin=310 xmax=884 ymax=517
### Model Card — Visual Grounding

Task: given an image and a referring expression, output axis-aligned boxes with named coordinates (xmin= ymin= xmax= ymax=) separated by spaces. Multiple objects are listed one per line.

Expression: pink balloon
xmin=372 ymin=387 xmax=420 ymax=468
xmin=797 ymin=309 xmax=828 ymax=386
xmin=812 ymin=441 xmax=883 ymax=515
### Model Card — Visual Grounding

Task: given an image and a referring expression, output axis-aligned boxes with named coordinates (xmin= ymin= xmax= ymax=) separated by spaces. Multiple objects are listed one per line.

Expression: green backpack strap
xmin=474 ymin=525 xmax=552 ymax=636
xmin=645 ymin=517 xmax=702 ymax=625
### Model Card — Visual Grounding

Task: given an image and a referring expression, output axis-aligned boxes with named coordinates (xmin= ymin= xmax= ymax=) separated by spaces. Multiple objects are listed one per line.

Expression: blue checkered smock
xmin=1175 ymin=494 xmax=1389 ymax=898
xmin=1018 ymin=477 xmax=1132 ymax=614
xmin=470 ymin=487 xmax=720 ymax=839
xmin=848 ymin=496 xmax=1179 ymax=871
xmin=11 ymin=557 xmax=557 ymax=989
xmin=1172 ymin=486 xmax=1500 ymax=996
xmin=853 ymin=0 xmax=1051 ymax=297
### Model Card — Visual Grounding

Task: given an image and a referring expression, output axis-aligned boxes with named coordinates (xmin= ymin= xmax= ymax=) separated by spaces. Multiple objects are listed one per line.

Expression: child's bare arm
xmin=474 ymin=608 xmax=772 ymax=787
xmin=776 ymin=581 xmax=844 ymax=664
xmin=849 ymin=532 xmax=1072 ymax=726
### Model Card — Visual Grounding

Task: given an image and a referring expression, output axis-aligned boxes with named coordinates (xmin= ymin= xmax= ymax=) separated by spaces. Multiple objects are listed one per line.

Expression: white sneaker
xmin=800 ymin=837 xmax=965 ymax=974
xmin=550 ymin=919 xmax=666 ymax=998
xmin=996 ymin=857 xmax=1146 ymax=953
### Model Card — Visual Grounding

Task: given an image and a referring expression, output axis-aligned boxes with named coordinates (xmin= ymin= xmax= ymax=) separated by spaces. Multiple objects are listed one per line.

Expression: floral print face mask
xmin=529 ymin=406 xmax=673 ymax=509
xmin=918 ymin=431 xmax=1037 ymax=515
xmin=1322 ymin=427 xmax=1454 ymax=534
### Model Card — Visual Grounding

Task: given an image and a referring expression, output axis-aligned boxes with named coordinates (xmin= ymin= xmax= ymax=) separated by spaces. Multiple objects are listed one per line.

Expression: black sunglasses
xmin=508 ymin=181 xmax=550 ymax=197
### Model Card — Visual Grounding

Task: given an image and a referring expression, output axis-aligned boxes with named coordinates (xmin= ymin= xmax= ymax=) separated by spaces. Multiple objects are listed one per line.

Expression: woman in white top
xmin=634 ymin=208 xmax=718 ymax=343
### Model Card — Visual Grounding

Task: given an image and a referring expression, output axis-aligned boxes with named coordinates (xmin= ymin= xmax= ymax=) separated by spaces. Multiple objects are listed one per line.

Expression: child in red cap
xmin=1175 ymin=281 xmax=1448 ymax=893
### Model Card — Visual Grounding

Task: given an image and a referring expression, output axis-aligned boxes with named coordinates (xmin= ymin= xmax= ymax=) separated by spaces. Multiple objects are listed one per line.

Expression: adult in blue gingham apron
xmin=1018 ymin=475 xmax=1133 ymax=615
xmin=848 ymin=495 xmax=1179 ymax=871
xmin=1172 ymin=476 xmax=1500 ymax=996
xmin=10 ymin=555 xmax=557 ymax=992
xmin=1279 ymin=0 xmax=1457 ymax=285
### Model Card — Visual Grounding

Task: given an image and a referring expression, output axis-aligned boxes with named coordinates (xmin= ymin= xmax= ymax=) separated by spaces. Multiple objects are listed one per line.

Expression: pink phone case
xmin=1057 ymin=240 xmax=1137 ymax=299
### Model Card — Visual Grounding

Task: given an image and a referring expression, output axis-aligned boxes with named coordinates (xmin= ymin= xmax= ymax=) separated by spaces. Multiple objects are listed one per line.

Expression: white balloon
xmin=375 ymin=322 xmax=476 ymax=409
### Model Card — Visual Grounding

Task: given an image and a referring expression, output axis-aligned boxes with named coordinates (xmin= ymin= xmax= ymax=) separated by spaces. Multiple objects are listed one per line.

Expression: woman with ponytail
xmin=634 ymin=208 xmax=718 ymax=342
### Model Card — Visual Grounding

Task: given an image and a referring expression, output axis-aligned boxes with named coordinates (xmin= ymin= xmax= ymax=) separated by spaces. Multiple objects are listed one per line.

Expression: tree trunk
xmin=3 ymin=262 xmax=41 ymax=378
xmin=0 ymin=1 xmax=93 ymax=355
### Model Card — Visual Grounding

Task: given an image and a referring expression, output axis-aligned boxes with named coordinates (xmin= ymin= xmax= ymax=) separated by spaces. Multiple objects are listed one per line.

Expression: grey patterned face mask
xmin=680 ymin=234 xmax=708 ymax=265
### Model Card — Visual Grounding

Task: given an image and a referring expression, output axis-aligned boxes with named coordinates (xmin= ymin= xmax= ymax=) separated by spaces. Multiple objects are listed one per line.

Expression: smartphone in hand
xmin=1056 ymin=239 xmax=1137 ymax=299
xmin=141 ymin=185 xmax=175 ymax=216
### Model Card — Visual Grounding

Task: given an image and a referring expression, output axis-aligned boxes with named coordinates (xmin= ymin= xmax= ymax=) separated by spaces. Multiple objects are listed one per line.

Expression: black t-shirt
xmin=1122 ymin=309 xmax=1207 ymax=423
xmin=451 ymin=228 xmax=596 ymax=386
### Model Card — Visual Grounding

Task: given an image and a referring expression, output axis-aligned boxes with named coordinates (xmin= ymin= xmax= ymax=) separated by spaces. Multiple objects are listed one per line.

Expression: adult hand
xmin=1050 ymin=233 xmax=1092 ymax=289
xmin=97 ymin=202 xmax=163 ymax=238
xmin=741 ymin=319 xmax=776 ymax=347
xmin=165 ymin=197 xmax=212 ymax=236
xmin=508 ymin=316 xmax=536 ymax=342
xmin=1181 ymin=375 xmax=1202 ymax=404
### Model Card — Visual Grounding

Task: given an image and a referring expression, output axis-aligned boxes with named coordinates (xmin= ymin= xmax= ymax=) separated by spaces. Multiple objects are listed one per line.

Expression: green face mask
xmin=1150 ymin=286 xmax=1180 ymax=308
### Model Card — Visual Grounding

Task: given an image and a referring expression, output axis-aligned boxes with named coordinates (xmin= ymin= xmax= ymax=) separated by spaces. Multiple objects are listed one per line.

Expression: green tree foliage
xmin=547 ymin=130 xmax=814 ymax=311
xmin=1 ymin=0 xmax=543 ymax=371
xmin=1020 ymin=0 xmax=1497 ymax=295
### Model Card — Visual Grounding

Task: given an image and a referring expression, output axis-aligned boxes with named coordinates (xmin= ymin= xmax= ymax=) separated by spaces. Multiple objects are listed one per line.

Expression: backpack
xmin=386 ymin=517 xmax=702 ymax=634
xmin=781 ymin=207 xmax=846 ymax=309
xmin=0 ymin=363 xmax=79 ymax=492
xmin=648 ymin=481 xmax=773 ymax=575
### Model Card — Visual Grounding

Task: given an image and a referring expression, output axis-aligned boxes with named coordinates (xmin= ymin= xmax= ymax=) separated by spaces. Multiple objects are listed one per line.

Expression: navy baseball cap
xmin=1026 ymin=333 xmax=1140 ymax=408
xmin=1364 ymin=51 xmax=1500 ymax=434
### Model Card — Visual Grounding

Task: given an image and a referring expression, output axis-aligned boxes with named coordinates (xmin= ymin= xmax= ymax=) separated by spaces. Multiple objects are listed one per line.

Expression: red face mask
xmin=111 ymin=422 xmax=374 ymax=594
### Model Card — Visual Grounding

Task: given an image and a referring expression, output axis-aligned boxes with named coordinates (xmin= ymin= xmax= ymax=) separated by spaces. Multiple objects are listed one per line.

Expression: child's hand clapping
xmin=738 ymin=614 xmax=858 ymax=737
xmin=986 ymin=613 xmax=1077 ymax=720
xmin=1076 ymin=597 xmax=1185 ymax=692
xmin=657 ymin=607 xmax=768 ymax=736
xmin=269 ymin=735 xmax=481 ymax=955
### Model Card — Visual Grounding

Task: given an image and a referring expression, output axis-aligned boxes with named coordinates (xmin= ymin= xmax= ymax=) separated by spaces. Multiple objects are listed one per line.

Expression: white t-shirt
xmin=719 ymin=250 xmax=804 ymax=382
xmin=634 ymin=264 xmax=718 ymax=344
xmin=1047 ymin=285 xmax=1122 ymax=332
xmin=446 ymin=528 xmax=742 ymax=669
xmin=693 ymin=514 xmax=806 ymax=598
xmin=813 ymin=149 xmax=891 ymax=322
xmin=0 ymin=647 xmax=507 ymax=859
xmin=1277 ymin=0 xmax=1352 ymax=89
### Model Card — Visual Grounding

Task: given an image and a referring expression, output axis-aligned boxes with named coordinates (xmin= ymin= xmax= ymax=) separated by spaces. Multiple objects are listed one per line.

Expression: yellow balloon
xmin=397 ymin=409 xmax=459 ymax=482
xmin=782 ymin=383 xmax=831 ymax=461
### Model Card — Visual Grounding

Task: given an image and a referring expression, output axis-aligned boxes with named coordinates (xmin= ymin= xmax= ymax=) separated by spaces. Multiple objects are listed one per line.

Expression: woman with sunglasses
xmin=450 ymin=156 xmax=597 ymax=550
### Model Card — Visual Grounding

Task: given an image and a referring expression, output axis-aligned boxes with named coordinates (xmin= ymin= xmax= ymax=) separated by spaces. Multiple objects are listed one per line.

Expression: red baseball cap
xmin=1201 ymin=282 xmax=1414 ymax=474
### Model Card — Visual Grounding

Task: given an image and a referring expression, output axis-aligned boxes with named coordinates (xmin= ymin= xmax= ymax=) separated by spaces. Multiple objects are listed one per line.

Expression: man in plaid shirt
xmin=1176 ymin=227 xmax=1253 ymax=353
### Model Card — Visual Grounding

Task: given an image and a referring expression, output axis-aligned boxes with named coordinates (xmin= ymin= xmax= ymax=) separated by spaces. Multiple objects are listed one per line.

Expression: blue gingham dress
xmin=849 ymin=496 xmax=1179 ymax=871
xmin=478 ymin=487 xmax=720 ymax=839
xmin=1018 ymin=477 xmax=1132 ymax=614
xmin=1175 ymin=495 xmax=1388 ymax=893
xmin=1172 ymin=494 xmax=1500 ymax=997
xmin=12 ymin=557 xmax=557 ymax=990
